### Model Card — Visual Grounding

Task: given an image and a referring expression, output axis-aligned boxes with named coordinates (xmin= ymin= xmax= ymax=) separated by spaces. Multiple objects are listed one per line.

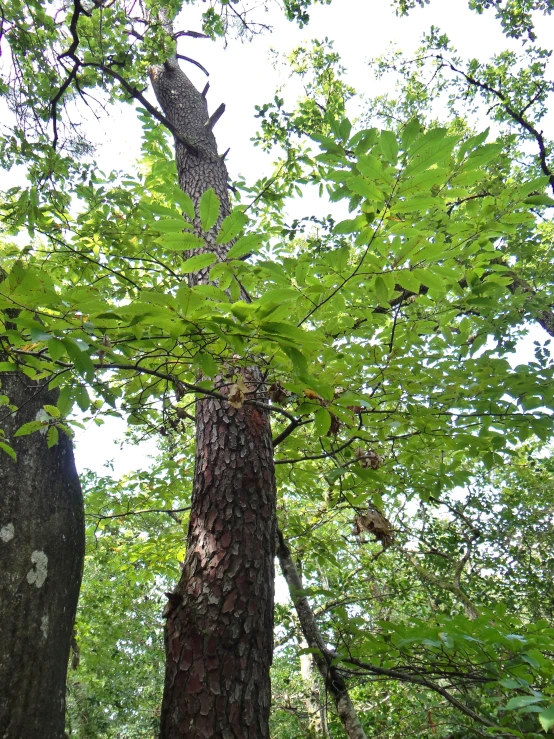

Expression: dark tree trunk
xmin=151 ymin=59 xmax=276 ymax=738
xmin=0 ymin=372 xmax=84 ymax=739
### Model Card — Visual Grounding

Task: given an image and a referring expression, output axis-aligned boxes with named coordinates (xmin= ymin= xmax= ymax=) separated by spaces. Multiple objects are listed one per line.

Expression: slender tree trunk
xmin=299 ymin=633 xmax=331 ymax=737
xmin=0 ymin=371 xmax=84 ymax=739
xmin=151 ymin=58 xmax=276 ymax=738
xmin=277 ymin=528 xmax=368 ymax=739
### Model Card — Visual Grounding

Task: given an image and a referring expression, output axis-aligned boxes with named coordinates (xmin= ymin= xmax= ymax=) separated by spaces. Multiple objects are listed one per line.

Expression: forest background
xmin=1 ymin=0 xmax=554 ymax=737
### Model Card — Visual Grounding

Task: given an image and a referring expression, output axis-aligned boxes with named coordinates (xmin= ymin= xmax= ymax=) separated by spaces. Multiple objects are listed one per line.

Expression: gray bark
xmin=0 ymin=371 xmax=84 ymax=738
xmin=277 ymin=528 xmax=368 ymax=739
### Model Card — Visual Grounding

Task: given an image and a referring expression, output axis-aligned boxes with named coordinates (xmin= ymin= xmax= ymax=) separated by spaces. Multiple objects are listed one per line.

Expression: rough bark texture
xmin=151 ymin=59 xmax=276 ymax=738
xmin=0 ymin=372 xmax=84 ymax=739
xmin=277 ymin=529 xmax=368 ymax=739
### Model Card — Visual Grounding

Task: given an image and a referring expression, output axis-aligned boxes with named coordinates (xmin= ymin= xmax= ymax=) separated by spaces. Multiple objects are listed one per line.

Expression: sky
xmin=71 ymin=0 xmax=554 ymax=478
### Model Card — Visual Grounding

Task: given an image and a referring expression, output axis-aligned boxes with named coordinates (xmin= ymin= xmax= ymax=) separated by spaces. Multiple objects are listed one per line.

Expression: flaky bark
xmin=0 ymin=373 xmax=84 ymax=739
xmin=151 ymin=59 xmax=276 ymax=738
xmin=277 ymin=529 xmax=368 ymax=739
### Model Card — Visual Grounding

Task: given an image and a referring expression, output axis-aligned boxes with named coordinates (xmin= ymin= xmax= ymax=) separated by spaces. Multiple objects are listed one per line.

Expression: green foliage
xmin=66 ymin=462 xmax=190 ymax=737
xmin=1 ymin=0 xmax=554 ymax=736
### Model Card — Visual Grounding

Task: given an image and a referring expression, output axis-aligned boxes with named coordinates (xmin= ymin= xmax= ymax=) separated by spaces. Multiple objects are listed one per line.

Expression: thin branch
xmin=88 ymin=506 xmax=191 ymax=521
xmin=173 ymin=29 xmax=210 ymax=40
xmin=176 ymin=53 xmax=209 ymax=77
xmin=272 ymin=418 xmax=312 ymax=447
xmin=439 ymin=55 xmax=554 ymax=192
xmin=340 ymin=656 xmax=504 ymax=733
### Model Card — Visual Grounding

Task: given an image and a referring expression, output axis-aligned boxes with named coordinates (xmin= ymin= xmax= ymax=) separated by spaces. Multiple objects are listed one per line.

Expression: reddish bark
xmin=151 ymin=59 xmax=276 ymax=737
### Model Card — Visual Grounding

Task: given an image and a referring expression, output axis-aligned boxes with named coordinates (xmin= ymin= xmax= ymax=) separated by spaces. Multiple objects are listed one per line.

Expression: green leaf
xmin=333 ymin=216 xmax=366 ymax=234
xmin=346 ymin=176 xmax=382 ymax=202
xmin=314 ymin=407 xmax=331 ymax=436
xmin=62 ymin=339 xmax=95 ymax=382
xmin=176 ymin=285 xmax=205 ymax=316
xmin=357 ymin=154 xmax=389 ymax=185
xmin=395 ymin=270 xmax=421 ymax=293
xmin=401 ymin=118 xmax=422 ymax=150
xmin=154 ymin=218 xmax=192 ymax=233
xmin=375 ymin=275 xmax=390 ymax=304
xmin=43 ymin=404 xmax=61 ymax=418
xmin=258 ymin=288 xmax=299 ymax=305
xmin=379 ymin=130 xmax=398 ymax=164
xmin=158 ymin=233 xmax=205 ymax=251
xmin=75 ymin=386 xmax=90 ymax=412
xmin=57 ymin=386 xmax=73 ymax=416
xmin=405 ymin=133 xmax=457 ymax=175
xmin=198 ymin=352 xmax=218 ymax=377
xmin=0 ymin=441 xmax=16 ymax=460
xmin=539 ymin=705 xmax=554 ymax=732
xmin=505 ymin=695 xmax=542 ymax=710
xmin=193 ymin=284 xmax=228 ymax=301
xmin=46 ymin=425 xmax=59 ymax=448
xmin=216 ymin=209 xmax=248 ymax=244
xmin=199 ymin=188 xmax=220 ymax=231
xmin=524 ymin=194 xmax=554 ymax=206
xmin=14 ymin=420 xmax=47 ymax=437
xmin=172 ymin=188 xmax=195 ymax=220
xmin=226 ymin=233 xmax=265 ymax=260
xmin=412 ymin=268 xmax=445 ymax=292
xmin=282 ymin=345 xmax=308 ymax=373
xmin=181 ymin=253 xmax=217 ymax=274
xmin=48 ymin=338 xmax=66 ymax=362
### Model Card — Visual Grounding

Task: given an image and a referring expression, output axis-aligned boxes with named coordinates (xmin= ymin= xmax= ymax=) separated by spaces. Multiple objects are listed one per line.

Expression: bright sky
xmin=73 ymin=0 xmax=554 ymax=477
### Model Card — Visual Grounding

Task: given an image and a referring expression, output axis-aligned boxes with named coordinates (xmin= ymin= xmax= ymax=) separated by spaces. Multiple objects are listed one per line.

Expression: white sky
xmin=73 ymin=0 xmax=554 ymax=477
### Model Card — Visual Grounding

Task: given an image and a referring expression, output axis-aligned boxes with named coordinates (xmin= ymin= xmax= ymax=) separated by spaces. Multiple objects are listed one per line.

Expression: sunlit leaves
xmin=0 ymin=441 xmax=16 ymax=460
xmin=216 ymin=208 xmax=248 ymax=244
xmin=199 ymin=188 xmax=220 ymax=231
xmin=181 ymin=253 xmax=217 ymax=273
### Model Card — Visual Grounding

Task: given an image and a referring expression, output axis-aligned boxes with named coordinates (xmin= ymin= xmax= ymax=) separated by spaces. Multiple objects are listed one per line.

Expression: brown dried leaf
xmin=354 ymin=508 xmax=394 ymax=548
xmin=228 ymin=376 xmax=248 ymax=408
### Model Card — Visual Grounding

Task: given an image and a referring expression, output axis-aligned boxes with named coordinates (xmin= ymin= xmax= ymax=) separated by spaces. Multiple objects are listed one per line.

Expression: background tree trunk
xmin=277 ymin=528 xmax=368 ymax=739
xmin=151 ymin=59 xmax=277 ymax=738
xmin=0 ymin=373 xmax=84 ymax=739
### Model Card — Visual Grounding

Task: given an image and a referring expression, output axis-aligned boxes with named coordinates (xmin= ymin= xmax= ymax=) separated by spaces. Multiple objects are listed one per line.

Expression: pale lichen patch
xmin=35 ymin=408 xmax=50 ymax=435
xmin=27 ymin=550 xmax=48 ymax=587
xmin=40 ymin=614 xmax=49 ymax=639
xmin=0 ymin=523 xmax=14 ymax=543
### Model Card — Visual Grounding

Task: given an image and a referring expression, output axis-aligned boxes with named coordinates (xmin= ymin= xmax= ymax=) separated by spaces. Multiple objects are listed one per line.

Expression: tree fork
xmin=151 ymin=56 xmax=276 ymax=738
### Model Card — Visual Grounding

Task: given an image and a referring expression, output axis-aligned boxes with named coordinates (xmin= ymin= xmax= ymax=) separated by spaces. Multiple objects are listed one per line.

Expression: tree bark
xmin=0 ymin=372 xmax=84 ymax=739
xmin=151 ymin=58 xmax=276 ymax=738
xmin=299 ymin=633 xmax=330 ymax=737
xmin=277 ymin=528 xmax=368 ymax=739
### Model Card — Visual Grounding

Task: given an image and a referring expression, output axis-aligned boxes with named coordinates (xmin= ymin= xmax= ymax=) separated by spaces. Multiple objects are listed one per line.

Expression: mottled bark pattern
xmin=0 ymin=372 xmax=84 ymax=739
xmin=150 ymin=59 xmax=230 ymax=273
xmin=151 ymin=59 xmax=277 ymax=738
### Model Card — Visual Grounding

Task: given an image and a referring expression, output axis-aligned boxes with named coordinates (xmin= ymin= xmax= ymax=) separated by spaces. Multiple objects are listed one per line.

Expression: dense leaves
xmin=1 ymin=0 xmax=554 ymax=736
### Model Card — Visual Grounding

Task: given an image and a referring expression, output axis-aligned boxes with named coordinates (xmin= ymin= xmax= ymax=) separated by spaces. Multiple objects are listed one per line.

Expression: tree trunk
xmin=0 ymin=372 xmax=84 ymax=739
xmin=151 ymin=59 xmax=277 ymax=738
xmin=277 ymin=528 xmax=368 ymax=739
xmin=299 ymin=633 xmax=330 ymax=737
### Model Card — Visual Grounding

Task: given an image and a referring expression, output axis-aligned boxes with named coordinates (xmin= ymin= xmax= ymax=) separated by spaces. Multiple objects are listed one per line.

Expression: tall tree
xmin=149 ymin=54 xmax=277 ymax=737
xmin=0 ymin=1 xmax=311 ymax=736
